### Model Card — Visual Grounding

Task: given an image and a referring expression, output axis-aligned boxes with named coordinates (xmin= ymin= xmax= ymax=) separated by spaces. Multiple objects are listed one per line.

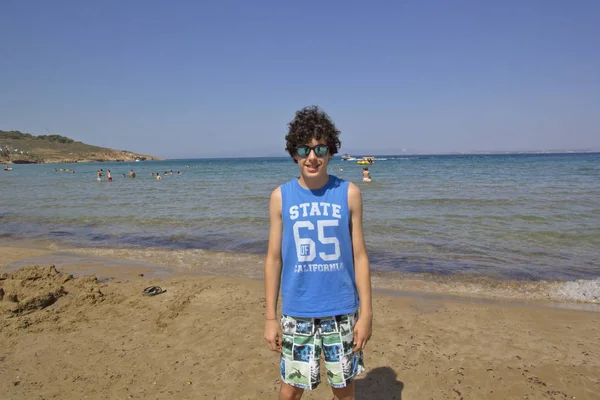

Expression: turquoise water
xmin=2 ymin=153 xmax=599 ymax=281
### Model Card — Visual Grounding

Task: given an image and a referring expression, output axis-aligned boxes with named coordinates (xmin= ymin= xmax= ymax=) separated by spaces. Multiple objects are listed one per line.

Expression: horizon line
xmin=162 ymin=150 xmax=600 ymax=161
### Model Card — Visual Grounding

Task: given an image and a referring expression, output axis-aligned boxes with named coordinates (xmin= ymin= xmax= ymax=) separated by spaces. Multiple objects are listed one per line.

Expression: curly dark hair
xmin=285 ymin=106 xmax=342 ymax=163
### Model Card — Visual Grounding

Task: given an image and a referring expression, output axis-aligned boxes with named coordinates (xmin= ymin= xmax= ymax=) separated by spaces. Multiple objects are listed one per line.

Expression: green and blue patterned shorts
xmin=280 ymin=312 xmax=365 ymax=390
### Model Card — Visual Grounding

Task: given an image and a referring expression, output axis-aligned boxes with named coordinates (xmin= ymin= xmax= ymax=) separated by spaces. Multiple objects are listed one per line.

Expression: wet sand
xmin=1 ymin=241 xmax=599 ymax=399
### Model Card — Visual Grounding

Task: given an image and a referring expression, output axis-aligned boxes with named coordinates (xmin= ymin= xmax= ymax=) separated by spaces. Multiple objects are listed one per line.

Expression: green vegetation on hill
xmin=1 ymin=130 xmax=160 ymax=164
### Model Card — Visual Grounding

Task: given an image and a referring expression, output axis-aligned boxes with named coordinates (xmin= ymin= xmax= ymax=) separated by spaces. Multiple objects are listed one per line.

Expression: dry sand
xmin=1 ymin=243 xmax=599 ymax=399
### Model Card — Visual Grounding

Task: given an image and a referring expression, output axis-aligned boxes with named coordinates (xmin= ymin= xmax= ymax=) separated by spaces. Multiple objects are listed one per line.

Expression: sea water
xmin=1 ymin=153 xmax=599 ymax=283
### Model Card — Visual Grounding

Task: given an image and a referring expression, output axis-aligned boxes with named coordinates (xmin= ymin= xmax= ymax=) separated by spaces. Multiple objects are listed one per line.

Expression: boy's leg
xmin=280 ymin=382 xmax=304 ymax=400
xmin=280 ymin=315 xmax=321 ymax=394
xmin=331 ymin=380 xmax=355 ymax=400
xmin=322 ymin=313 xmax=365 ymax=391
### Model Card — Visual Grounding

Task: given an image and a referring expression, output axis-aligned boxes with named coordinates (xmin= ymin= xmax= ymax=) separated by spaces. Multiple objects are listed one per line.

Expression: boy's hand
xmin=353 ymin=315 xmax=372 ymax=352
xmin=264 ymin=319 xmax=282 ymax=353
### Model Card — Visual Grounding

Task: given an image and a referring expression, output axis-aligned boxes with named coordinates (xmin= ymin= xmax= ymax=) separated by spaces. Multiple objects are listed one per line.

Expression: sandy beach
xmin=1 ymin=241 xmax=599 ymax=400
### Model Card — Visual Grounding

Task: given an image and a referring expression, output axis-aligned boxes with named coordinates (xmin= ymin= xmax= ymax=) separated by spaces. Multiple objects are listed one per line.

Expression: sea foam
xmin=554 ymin=279 xmax=600 ymax=303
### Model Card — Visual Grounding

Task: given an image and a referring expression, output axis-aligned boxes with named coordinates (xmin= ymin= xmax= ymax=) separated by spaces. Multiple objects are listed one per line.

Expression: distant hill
xmin=1 ymin=130 xmax=161 ymax=164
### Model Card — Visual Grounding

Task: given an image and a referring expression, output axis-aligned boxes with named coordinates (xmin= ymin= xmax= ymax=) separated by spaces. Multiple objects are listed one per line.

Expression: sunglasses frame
xmin=296 ymin=144 xmax=329 ymax=158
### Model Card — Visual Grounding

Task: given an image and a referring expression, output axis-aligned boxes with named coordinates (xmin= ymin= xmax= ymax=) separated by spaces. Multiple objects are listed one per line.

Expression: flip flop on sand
xmin=143 ymin=286 xmax=166 ymax=296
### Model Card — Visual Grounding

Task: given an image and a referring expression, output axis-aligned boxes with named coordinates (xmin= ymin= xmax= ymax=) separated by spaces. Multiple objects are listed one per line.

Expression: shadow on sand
xmin=355 ymin=367 xmax=404 ymax=400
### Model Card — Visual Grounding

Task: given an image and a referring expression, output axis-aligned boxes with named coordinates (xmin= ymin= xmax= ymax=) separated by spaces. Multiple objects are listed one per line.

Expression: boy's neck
xmin=298 ymin=173 xmax=330 ymax=190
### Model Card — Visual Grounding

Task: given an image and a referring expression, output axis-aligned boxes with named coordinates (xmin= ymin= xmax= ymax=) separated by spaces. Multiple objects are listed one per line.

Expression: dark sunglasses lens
xmin=315 ymin=145 xmax=329 ymax=157
xmin=296 ymin=146 xmax=310 ymax=157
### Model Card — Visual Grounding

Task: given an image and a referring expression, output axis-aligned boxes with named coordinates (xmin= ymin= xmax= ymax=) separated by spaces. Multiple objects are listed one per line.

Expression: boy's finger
xmin=355 ymin=335 xmax=368 ymax=350
xmin=269 ymin=341 xmax=279 ymax=352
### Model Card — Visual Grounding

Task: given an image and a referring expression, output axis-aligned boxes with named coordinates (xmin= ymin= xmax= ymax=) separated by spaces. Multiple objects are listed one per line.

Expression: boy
xmin=362 ymin=167 xmax=371 ymax=183
xmin=264 ymin=106 xmax=373 ymax=400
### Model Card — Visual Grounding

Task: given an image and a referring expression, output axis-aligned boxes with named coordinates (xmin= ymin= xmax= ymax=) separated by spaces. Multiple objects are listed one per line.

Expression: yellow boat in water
xmin=357 ymin=157 xmax=375 ymax=165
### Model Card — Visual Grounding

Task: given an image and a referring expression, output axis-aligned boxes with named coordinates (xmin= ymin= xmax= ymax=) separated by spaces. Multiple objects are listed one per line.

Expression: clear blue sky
xmin=1 ymin=0 xmax=599 ymax=158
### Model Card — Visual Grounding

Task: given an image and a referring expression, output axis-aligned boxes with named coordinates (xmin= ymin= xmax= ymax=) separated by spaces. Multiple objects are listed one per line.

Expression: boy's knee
xmin=280 ymin=382 xmax=304 ymax=400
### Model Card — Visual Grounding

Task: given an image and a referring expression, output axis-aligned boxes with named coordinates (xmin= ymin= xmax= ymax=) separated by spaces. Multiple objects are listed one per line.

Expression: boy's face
xmin=294 ymin=138 xmax=331 ymax=179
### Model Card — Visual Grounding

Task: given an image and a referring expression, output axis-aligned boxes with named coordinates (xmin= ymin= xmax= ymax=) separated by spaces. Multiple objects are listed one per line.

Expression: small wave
xmin=371 ymin=271 xmax=600 ymax=305
xmin=0 ymin=232 xmax=18 ymax=238
xmin=405 ymin=198 xmax=517 ymax=206
xmin=577 ymin=166 xmax=599 ymax=172
xmin=50 ymin=231 xmax=75 ymax=237
xmin=514 ymin=215 xmax=549 ymax=222
xmin=553 ymin=279 xmax=600 ymax=302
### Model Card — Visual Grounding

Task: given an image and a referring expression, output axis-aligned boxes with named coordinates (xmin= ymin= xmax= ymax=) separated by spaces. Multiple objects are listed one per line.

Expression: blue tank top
xmin=280 ymin=175 xmax=359 ymax=317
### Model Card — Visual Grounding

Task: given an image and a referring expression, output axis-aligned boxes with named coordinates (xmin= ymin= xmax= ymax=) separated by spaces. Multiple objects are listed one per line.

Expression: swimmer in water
xmin=362 ymin=167 xmax=372 ymax=183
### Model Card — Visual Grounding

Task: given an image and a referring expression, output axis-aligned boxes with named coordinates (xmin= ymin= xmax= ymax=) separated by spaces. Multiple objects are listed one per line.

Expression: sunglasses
xmin=296 ymin=144 xmax=329 ymax=158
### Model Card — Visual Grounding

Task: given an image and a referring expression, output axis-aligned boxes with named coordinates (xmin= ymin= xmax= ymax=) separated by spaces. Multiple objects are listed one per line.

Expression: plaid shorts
xmin=280 ymin=312 xmax=365 ymax=390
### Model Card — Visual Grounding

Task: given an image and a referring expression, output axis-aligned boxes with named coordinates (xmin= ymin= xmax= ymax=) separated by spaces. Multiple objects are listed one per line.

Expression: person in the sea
xmin=107 ymin=170 xmax=112 ymax=182
xmin=362 ymin=167 xmax=372 ymax=183
xmin=264 ymin=105 xmax=373 ymax=399
xmin=156 ymin=174 xmax=162 ymax=180
xmin=128 ymin=169 xmax=136 ymax=178
xmin=97 ymin=169 xmax=102 ymax=181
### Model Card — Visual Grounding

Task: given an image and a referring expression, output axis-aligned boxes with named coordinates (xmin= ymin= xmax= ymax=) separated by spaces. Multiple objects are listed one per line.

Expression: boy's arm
xmin=264 ymin=187 xmax=283 ymax=352
xmin=348 ymin=183 xmax=373 ymax=351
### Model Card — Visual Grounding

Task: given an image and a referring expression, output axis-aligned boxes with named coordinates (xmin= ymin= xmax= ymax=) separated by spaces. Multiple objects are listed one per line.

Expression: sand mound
xmin=0 ymin=265 xmax=104 ymax=315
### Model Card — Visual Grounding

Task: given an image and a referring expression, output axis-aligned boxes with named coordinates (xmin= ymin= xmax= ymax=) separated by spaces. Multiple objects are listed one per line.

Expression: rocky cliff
xmin=1 ymin=130 xmax=161 ymax=164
